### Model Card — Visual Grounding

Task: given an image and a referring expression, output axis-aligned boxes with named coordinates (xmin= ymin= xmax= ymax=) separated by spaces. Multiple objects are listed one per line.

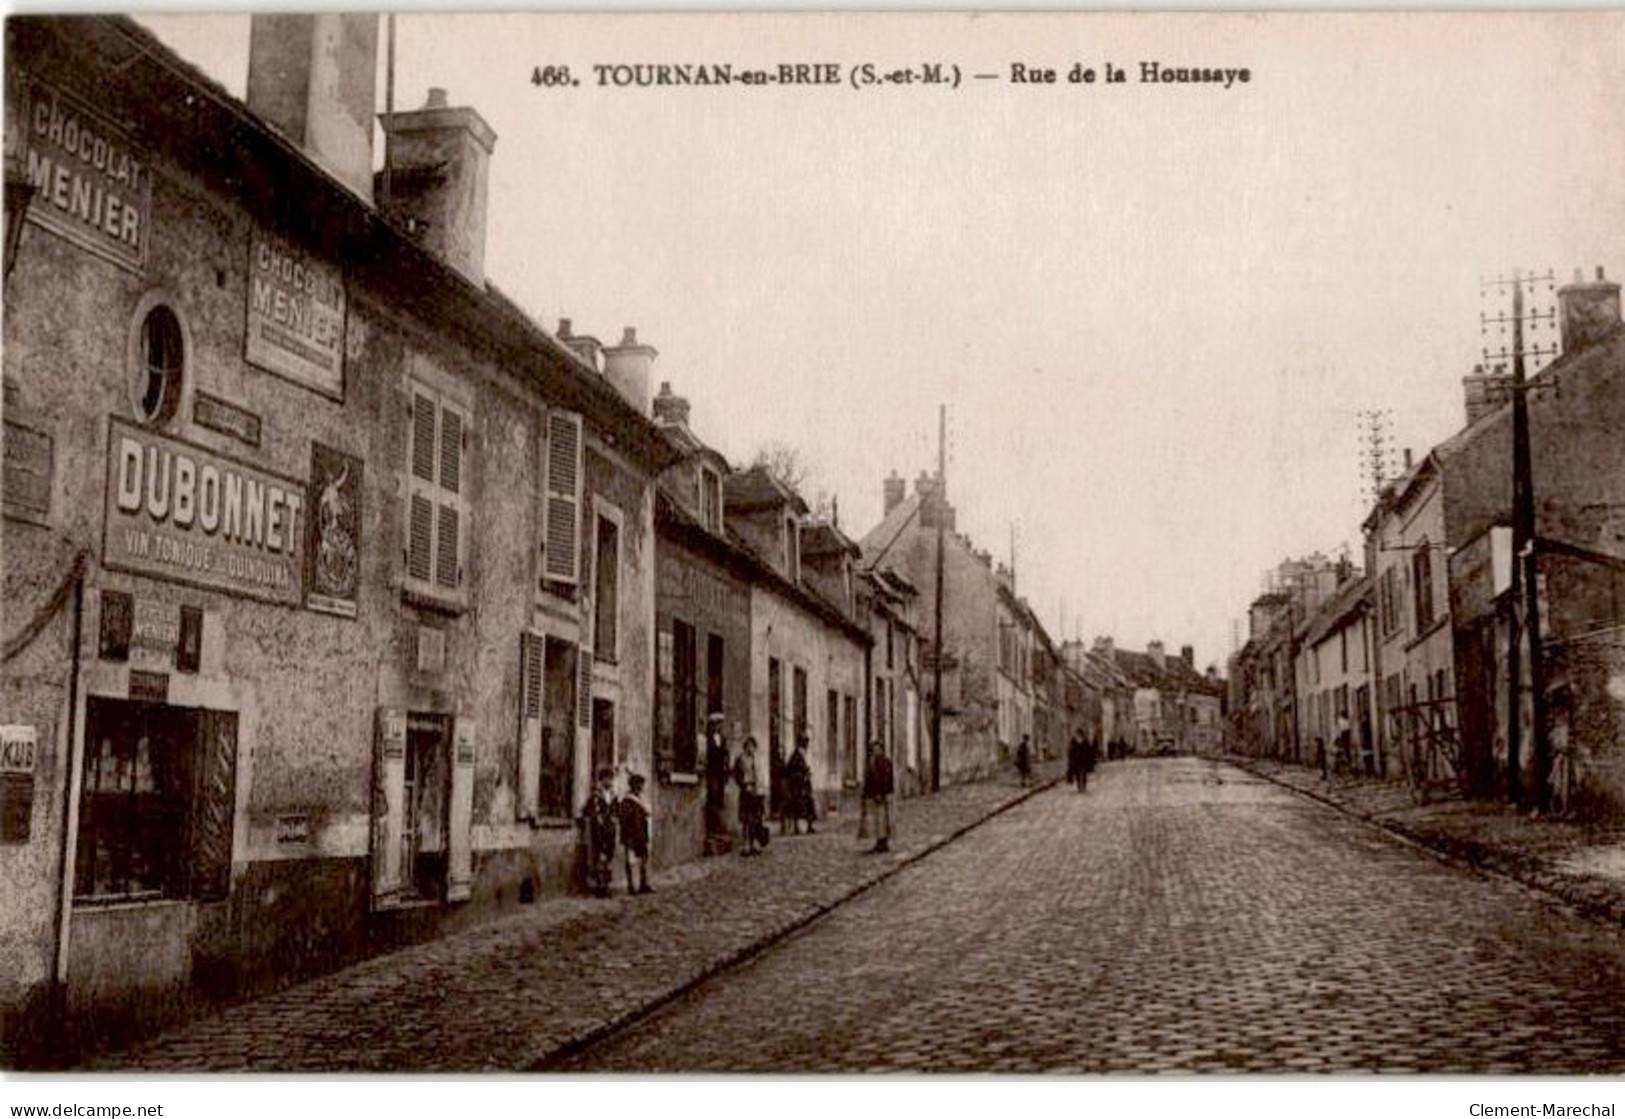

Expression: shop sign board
xmin=103 ymin=417 xmax=305 ymax=607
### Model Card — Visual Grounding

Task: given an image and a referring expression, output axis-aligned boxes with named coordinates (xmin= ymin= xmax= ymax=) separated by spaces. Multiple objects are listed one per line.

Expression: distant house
xmin=1098 ymin=640 xmax=1226 ymax=755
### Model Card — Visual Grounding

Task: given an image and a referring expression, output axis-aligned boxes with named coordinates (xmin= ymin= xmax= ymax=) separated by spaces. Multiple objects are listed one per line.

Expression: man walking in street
xmin=1015 ymin=734 xmax=1033 ymax=787
xmin=786 ymin=735 xmax=817 ymax=834
xmin=1067 ymin=729 xmax=1085 ymax=792
xmin=862 ymin=740 xmax=894 ymax=854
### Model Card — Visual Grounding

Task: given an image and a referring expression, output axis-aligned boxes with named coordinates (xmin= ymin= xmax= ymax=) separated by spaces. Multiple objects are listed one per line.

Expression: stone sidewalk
xmin=92 ymin=765 xmax=1061 ymax=1072
xmin=1232 ymin=755 xmax=1625 ymax=929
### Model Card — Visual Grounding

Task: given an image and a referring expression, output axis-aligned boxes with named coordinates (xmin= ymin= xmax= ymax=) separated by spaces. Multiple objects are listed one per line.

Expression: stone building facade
xmin=0 ymin=15 xmax=675 ymax=1061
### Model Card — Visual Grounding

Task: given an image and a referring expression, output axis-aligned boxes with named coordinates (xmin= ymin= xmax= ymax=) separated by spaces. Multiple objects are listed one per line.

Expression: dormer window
xmin=700 ymin=465 xmax=722 ymax=533
xmin=784 ymin=515 xmax=800 ymax=582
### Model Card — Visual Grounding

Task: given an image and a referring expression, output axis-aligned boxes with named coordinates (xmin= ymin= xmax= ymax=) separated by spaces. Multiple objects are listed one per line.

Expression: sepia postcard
xmin=2 ymin=8 xmax=1625 ymax=1094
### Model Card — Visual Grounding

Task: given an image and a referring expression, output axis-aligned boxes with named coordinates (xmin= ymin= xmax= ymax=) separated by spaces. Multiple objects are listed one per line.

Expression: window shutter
xmin=435 ymin=503 xmax=460 ymax=589
xmin=439 ymin=407 xmax=462 ymax=495
xmin=411 ymin=392 xmax=437 ymax=483
xmin=543 ymin=411 xmax=583 ymax=585
xmin=371 ymin=708 xmax=406 ymax=911
xmin=518 ymin=633 xmax=543 ymax=819
xmin=577 ymin=638 xmax=593 ymax=728
xmin=189 ymin=709 xmax=238 ymax=902
xmin=447 ymin=717 xmax=476 ymax=902
xmin=408 ymin=494 xmax=434 ymax=582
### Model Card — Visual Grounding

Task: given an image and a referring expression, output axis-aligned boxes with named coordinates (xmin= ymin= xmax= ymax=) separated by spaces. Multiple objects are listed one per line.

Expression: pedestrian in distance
xmin=1067 ymin=729 xmax=1086 ymax=792
xmin=618 ymin=772 xmax=653 ymax=895
xmin=734 ymin=736 xmax=767 ymax=856
xmin=786 ymin=734 xmax=817 ymax=834
xmin=1015 ymin=734 xmax=1033 ymax=787
xmin=703 ymin=712 xmax=730 ymax=850
xmin=1082 ymin=733 xmax=1099 ymax=790
xmin=862 ymin=739 xmax=894 ymax=854
xmin=1316 ymin=735 xmax=1328 ymax=782
xmin=580 ymin=768 xmax=618 ymax=898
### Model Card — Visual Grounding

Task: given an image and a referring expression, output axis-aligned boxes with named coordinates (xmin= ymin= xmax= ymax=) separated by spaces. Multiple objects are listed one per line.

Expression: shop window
xmin=593 ymin=507 xmax=621 ymax=662
xmin=127 ymin=297 xmax=187 ymax=427
xmin=404 ymin=384 xmax=471 ymax=599
xmin=75 ymin=697 xmax=237 ymax=903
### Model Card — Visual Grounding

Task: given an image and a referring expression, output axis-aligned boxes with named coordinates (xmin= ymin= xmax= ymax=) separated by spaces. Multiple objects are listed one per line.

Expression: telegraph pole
xmin=1483 ymin=270 xmax=1557 ymax=809
xmin=930 ymin=404 xmax=946 ymax=793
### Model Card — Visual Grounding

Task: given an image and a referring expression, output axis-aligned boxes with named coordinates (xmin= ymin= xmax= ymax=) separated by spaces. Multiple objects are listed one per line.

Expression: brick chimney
xmin=652 ymin=381 xmax=690 ymax=426
xmin=248 ymin=15 xmax=379 ymax=202
xmin=1181 ymin=644 xmax=1194 ymax=669
xmin=1147 ymin=640 xmax=1166 ymax=673
xmin=380 ymin=88 xmax=497 ymax=287
xmin=1463 ymin=362 xmax=1513 ymax=426
xmin=883 ymin=471 xmax=905 ymax=516
xmin=1092 ymin=635 xmax=1114 ymax=664
xmin=556 ymin=318 xmax=602 ymax=372
xmin=1558 ymin=266 xmax=1622 ymax=356
xmin=603 ymin=327 xmax=657 ymax=415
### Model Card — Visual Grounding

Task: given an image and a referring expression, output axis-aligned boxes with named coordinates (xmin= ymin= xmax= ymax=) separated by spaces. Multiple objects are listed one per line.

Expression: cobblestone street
xmin=94 ymin=768 xmax=1058 ymax=1071
xmin=568 ymin=757 xmax=1625 ymax=1073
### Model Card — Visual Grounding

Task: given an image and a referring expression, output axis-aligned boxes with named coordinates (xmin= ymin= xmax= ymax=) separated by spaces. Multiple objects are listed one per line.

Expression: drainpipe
xmin=49 ymin=564 xmax=86 ymax=1063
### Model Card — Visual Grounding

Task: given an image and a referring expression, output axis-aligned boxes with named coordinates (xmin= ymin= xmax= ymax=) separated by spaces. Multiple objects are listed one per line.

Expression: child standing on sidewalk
xmin=618 ymin=772 xmax=653 ymax=895
xmin=581 ymin=768 xmax=618 ymax=897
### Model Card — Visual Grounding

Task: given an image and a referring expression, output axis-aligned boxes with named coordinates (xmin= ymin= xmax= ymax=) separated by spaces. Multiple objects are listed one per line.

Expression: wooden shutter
xmin=189 ymin=709 xmax=238 ymax=901
xmin=447 ymin=717 xmax=476 ymax=902
xmin=577 ymin=638 xmax=593 ymax=729
xmin=543 ymin=411 xmax=583 ymax=586
xmin=411 ymin=392 xmax=437 ymax=483
xmin=435 ymin=401 xmax=466 ymax=590
xmin=518 ymin=633 xmax=543 ymax=820
xmin=371 ymin=708 xmax=406 ymax=911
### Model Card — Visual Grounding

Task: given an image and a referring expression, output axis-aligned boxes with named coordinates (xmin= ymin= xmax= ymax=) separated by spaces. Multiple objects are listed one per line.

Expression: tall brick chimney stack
xmin=652 ymin=381 xmax=690 ymax=427
xmin=247 ymin=14 xmax=379 ymax=202
xmin=603 ymin=327 xmax=657 ymax=415
xmin=1463 ymin=362 xmax=1513 ymax=426
xmin=1558 ymin=266 xmax=1622 ymax=356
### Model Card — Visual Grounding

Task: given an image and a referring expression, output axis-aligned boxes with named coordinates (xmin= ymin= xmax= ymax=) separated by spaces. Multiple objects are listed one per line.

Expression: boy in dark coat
xmin=1015 ymin=734 xmax=1033 ymax=786
xmin=618 ymin=772 xmax=653 ymax=895
xmin=581 ymin=768 xmax=617 ymax=897
xmin=703 ymin=713 xmax=730 ymax=846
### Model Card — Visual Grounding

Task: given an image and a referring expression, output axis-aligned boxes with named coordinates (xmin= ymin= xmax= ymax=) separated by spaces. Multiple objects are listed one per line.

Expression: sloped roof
xmin=724 ymin=465 xmax=809 ymax=515
xmin=859 ymin=493 xmax=924 ymax=569
xmin=1302 ymin=574 xmax=1374 ymax=650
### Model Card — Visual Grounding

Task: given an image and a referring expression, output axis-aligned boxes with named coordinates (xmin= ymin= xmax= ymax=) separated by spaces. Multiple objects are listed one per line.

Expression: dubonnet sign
xmin=103 ymin=417 xmax=305 ymax=607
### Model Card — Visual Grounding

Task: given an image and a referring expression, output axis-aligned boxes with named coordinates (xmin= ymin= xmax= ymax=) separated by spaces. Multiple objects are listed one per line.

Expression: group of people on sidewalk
xmin=580 ymin=769 xmax=654 ymax=898
xmin=582 ymin=713 xmax=901 ymax=895
xmin=1014 ymin=729 xmax=1102 ymax=792
xmin=704 ymin=714 xmax=896 ymax=857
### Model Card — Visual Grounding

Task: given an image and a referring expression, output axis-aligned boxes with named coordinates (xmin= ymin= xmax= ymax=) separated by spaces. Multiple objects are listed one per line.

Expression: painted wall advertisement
xmin=103 ymin=417 xmax=305 ymax=607
xmin=21 ymin=81 xmax=151 ymax=272
xmin=246 ymin=231 xmax=346 ymax=399
xmin=306 ymin=442 xmax=363 ymax=618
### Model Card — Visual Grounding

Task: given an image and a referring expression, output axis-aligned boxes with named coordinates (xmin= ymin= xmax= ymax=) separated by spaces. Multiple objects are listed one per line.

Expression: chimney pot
xmin=558 ymin=317 xmax=573 ymax=340
xmin=1557 ymin=266 xmax=1623 ymax=355
xmin=380 ymin=88 xmax=498 ymax=287
xmin=603 ymin=326 xmax=658 ymax=414
xmin=652 ymin=381 xmax=690 ymax=426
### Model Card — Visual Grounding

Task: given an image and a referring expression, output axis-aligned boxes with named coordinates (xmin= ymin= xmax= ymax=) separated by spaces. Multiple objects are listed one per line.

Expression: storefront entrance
xmin=77 ymin=696 xmax=237 ymax=904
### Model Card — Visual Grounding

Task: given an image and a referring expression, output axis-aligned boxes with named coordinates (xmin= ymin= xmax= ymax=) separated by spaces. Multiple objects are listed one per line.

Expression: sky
xmin=135 ymin=11 xmax=1625 ymax=672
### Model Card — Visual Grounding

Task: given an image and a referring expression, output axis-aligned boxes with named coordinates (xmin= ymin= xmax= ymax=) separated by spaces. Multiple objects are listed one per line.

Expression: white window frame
xmin=403 ymin=377 xmax=472 ymax=604
xmin=590 ymin=497 xmax=625 ymax=666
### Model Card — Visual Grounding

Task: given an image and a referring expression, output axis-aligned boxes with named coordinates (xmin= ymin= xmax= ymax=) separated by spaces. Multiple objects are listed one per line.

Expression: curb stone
xmin=532 ymin=775 xmax=1062 ymax=1070
xmin=1227 ymin=757 xmax=1625 ymax=933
